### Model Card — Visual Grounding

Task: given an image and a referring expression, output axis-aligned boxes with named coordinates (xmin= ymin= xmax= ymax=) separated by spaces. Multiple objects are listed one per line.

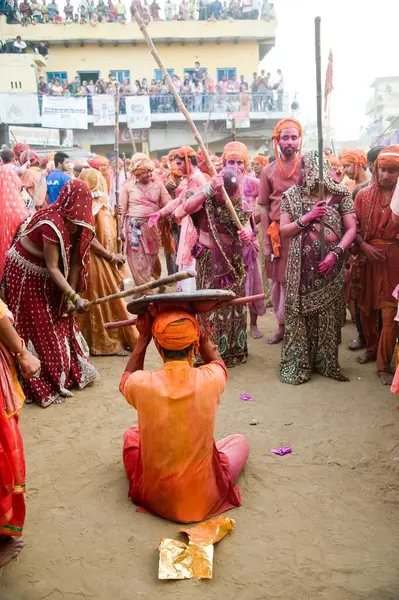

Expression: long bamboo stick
xmin=85 ymin=270 xmax=196 ymax=308
xmin=114 ymin=83 xmax=122 ymax=253
xmin=132 ymin=9 xmax=242 ymax=230
xmin=129 ymin=128 xmax=137 ymax=154
xmin=315 ymin=16 xmax=325 ymax=260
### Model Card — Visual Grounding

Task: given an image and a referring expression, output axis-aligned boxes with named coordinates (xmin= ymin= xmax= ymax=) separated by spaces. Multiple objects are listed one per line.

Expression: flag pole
xmin=315 ymin=16 xmax=325 ymax=260
xmin=132 ymin=8 xmax=242 ymax=230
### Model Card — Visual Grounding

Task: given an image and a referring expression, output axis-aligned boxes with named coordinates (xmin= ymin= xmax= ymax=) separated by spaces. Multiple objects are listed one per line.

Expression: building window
xmin=184 ymin=67 xmax=207 ymax=79
xmin=47 ymin=71 xmax=68 ymax=84
xmin=154 ymin=69 xmax=174 ymax=82
xmin=217 ymin=68 xmax=237 ymax=82
xmin=110 ymin=70 xmax=131 ymax=83
xmin=77 ymin=71 xmax=100 ymax=84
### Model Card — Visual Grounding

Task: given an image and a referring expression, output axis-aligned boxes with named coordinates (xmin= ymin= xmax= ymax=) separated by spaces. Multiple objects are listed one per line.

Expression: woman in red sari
xmin=0 ymin=299 xmax=40 ymax=565
xmin=3 ymin=180 xmax=97 ymax=408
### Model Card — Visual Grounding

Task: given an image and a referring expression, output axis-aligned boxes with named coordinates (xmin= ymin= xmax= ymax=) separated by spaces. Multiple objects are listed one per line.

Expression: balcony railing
xmin=37 ymin=92 xmax=288 ymax=116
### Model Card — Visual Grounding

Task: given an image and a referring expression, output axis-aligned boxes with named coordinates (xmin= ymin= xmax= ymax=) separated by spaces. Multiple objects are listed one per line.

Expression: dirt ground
xmin=2 ymin=313 xmax=399 ymax=600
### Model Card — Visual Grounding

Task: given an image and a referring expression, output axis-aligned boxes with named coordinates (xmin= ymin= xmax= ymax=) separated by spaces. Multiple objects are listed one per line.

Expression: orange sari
xmin=0 ymin=301 xmax=26 ymax=537
xmin=77 ymin=178 xmax=137 ymax=355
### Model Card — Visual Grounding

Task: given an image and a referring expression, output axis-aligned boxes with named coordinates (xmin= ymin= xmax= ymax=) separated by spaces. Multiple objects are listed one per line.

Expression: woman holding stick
xmin=77 ymin=168 xmax=137 ymax=356
xmin=176 ymin=167 xmax=253 ymax=367
xmin=2 ymin=179 xmax=97 ymax=408
xmin=279 ymin=151 xmax=356 ymax=385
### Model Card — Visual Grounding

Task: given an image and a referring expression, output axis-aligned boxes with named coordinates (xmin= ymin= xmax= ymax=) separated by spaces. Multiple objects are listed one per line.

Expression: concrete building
xmin=360 ymin=76 xmax=399 ymax=147
xmin=0 ymin=15 xmax=291 ymax=156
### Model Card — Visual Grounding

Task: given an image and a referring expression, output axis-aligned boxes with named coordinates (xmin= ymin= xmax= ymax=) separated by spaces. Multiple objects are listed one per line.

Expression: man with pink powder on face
xmin=258 ymin=118 xmax=303 ymax=345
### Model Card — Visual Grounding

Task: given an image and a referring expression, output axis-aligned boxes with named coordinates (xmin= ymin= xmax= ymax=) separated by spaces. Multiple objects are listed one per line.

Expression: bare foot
xmin=266 ymin=326 xmax=284 ymax=345
xmin=0 ymin=537 xmax=24 ymax=567
xmin=250 ymin=325 xmax=263 ymax=339
xmin=356 ymin=352 xmax=376 ymax=364
xmin=379 ymin=372 xmax=394 ymax=386
xmin=348 ymin=337 xmax=366 ymax=351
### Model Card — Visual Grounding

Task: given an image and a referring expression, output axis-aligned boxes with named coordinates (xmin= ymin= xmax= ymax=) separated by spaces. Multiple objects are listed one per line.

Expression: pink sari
xmin=0 ymin=166 xmax=29 ymax=281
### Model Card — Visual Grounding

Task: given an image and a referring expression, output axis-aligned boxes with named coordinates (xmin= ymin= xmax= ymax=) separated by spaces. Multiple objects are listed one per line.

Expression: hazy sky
xmin=263 ymin=0 xmax=399 ymax=140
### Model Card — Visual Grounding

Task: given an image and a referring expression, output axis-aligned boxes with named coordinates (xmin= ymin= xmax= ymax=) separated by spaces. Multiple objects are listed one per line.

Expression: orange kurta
xmin=120 ymin=360 xmax=242 ymax=523
xmin=77 ymin=203 xmax=137 ymax=355
xmin=355 ymin=187 xmax=399 ymax=314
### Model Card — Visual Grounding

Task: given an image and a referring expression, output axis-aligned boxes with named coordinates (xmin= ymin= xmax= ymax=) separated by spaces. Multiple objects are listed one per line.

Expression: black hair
xmin=268 ymin=154 xmax=276 ymax=163
xmin=73 ymin=164 xmax=83 ymax=175
xmin=189 ymin=156 xmax=197 ymax=167
xmin=367 ymin=146 xmax=384 ymax=165
xmin=1 ymin=149 xmax=14 ymax=163
xmin=54 ymin=151 xmax=69 ymax=167
xmin=161 ymin=345 xmax=193 ymax=360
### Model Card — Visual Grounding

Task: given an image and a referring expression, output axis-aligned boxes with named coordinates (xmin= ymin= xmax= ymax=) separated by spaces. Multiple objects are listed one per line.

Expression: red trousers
xmin=360 ymin=306 xmax=398 ymax=373
xmin=123 ymin=426 xmax=249 ymax=489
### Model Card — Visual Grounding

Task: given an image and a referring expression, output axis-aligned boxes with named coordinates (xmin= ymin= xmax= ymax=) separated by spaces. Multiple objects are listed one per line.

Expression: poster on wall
xmin=92 ymin=95 xmax=115 ymax=126
xmin=42 ymin=96 xmax=88 ymax=130
xmin=0 ymin=93 xmax=40 ymax=125
xmin=125 ymin=96 xmax=151 ymax=129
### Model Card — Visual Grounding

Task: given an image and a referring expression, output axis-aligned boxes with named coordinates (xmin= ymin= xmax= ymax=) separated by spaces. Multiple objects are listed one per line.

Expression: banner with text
xmin=125 ymin=96 xmax=151 ymax=129
xmin=0 ymin=93 xmax=40 ymax=125
xmin=92 ymin=95 xmax=115 ymax=126
xmin=42 ymin=96 xmax=88 ymax=130
xmin=9 ymin=126 xmax=60 ymax=146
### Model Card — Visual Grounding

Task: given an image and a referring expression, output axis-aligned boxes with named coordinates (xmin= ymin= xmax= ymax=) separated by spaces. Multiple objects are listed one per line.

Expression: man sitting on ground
xmin=120 ymin=310 xmax=249 ymax=523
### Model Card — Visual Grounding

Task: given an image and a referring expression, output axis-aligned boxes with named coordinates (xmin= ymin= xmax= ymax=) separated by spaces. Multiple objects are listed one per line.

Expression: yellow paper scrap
xmin=158 ymin=515 xmax=235 ymax=580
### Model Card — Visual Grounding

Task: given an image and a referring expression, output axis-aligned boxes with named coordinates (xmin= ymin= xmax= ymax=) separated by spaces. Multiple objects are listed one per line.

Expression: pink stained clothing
xmin=19 ymin=167 xmax=47 ymax=209
xmin=126 ymin=229 xmax=160 ymax=286
xmin=121 ymin=179 xmax=170 ymax=221
xmin=258 ymin=158 xmax=301 ymax=283
xmin=0 ymin=165 xmax=29 ymax=281
xmin=174 ymin=167 xmax=207 ymax=271
xmin=269 ymin=279 xmax=285 ymax=326
xmin=242 ymin=175 xmax=266 ymax=316
xmin=109 ymin=170 xmax=127 ymax=210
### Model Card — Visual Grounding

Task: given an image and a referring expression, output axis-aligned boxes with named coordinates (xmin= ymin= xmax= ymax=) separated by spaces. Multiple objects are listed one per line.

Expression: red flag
xmin=324 ymin=50 xmax=333 ymax=113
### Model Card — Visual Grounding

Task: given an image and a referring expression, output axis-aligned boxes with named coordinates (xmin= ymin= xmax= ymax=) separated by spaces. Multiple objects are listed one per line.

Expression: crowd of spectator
xmin=0 ymin=0 xmax=275 ymax=25
xmin=35 ymin=64 xmax=286 ymax=113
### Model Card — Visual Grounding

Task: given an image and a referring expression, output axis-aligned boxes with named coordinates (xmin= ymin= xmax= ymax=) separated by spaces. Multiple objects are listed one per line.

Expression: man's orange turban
xmin=272 ymin=118 xmax=303 ymax=141
xmin=131 ymin=157 xmax=154 ymax=177
xmin=152 ymin=311 xmax=200 ymax=351
xmin=376 ymin=145 xmax=399 ymax=170
xmin=222 ymin=141 xmax=250 ymax=168
xmin=13 ymin=143 xmax=29 ymax=161
xmin=253 ymin=155 xmax=269 ymax=167
xmin=340 ymin=149 xmax=367 ymax=168
xmin=175 ymin=146 xmax=197 ymax=159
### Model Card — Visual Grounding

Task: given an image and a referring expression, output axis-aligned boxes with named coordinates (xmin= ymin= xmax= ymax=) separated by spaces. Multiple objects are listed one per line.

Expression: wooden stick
xmin=122 ymin=151 xmax=128 ymax=179
xmin=103 ymin=293 xmax=265 ymax=329
xmin=114 ymin=83 xmax=122 ymax=253
xmin=129 ymin=128 xmax=137 ymax=154
xmin=315 ymin=16 xmax=325 ymax=260
xmin=85 ymin=270 xmax=196 ymax=308
xmin=231 ymin=116 xmax=237 ymax=142
xmin=132 ymin=9 xmax=242 ymax=230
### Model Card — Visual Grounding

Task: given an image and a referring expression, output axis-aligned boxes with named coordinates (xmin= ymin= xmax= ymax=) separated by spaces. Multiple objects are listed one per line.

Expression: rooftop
xmin=0 ymin=16 xmax=276 ymax=50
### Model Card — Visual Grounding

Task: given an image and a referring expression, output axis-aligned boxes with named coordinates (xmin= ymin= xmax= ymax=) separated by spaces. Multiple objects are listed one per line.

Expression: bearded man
xmin=353 ymin=146 xmax=399 ymax=386
xmin=258 ymin=118 xmax=303 ymax=344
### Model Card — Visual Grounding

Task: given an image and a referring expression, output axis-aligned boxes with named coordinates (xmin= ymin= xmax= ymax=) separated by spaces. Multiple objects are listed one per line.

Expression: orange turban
xmin=152 ymin=311 xmax=200 ymax=351
xmin=222 ymin=141 xmax=250 ymax=168
xmin=375 ymin=145 xmax=399 ymax=169
xmin=272 ymin=118 xmax=303 ymax=179
xmin=168 ymin=148 xmax=178 ymax=161
xmin=131 ymin=157 xmax=154 ymax=177
xmin=272 ymin=118 xmax=303 ymax=140
xmin=253 ymin=155 xmax=269 ymax=167
xmin=161 ymin=155 xmax=169 ymax=166
xmin=175 ymin=146 xmax=196 ymax=159
xmin=340 ymin=149 xmax=367 ymax=168
xmin=88 ymin=155 xmax=110 ymax=170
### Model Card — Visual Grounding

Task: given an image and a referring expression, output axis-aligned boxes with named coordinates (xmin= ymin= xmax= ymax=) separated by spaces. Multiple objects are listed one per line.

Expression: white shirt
xmin=14 ymin=40 xmax=27 ymax=50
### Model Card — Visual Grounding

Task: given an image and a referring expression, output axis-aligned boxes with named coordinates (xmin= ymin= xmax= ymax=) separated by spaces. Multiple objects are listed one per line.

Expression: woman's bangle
xmin=203 ymin=182 xmax=215 ymax=199
xmin=14 ymin=338 xmax=26 ymax=361
xmin=73 ymin=294 xmax=81 ymax=306
xmin=295 ymin=217 xmax=307 ymax=229
xmin=64 ymin=287 xmax=78 ymax=303
xmin=107 ymin=253 xmax=115 ymax=263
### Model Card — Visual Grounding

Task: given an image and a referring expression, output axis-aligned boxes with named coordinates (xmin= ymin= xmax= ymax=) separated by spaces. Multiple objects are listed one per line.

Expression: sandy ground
xmin=2 ymin=313 xmax=399 ymax=600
